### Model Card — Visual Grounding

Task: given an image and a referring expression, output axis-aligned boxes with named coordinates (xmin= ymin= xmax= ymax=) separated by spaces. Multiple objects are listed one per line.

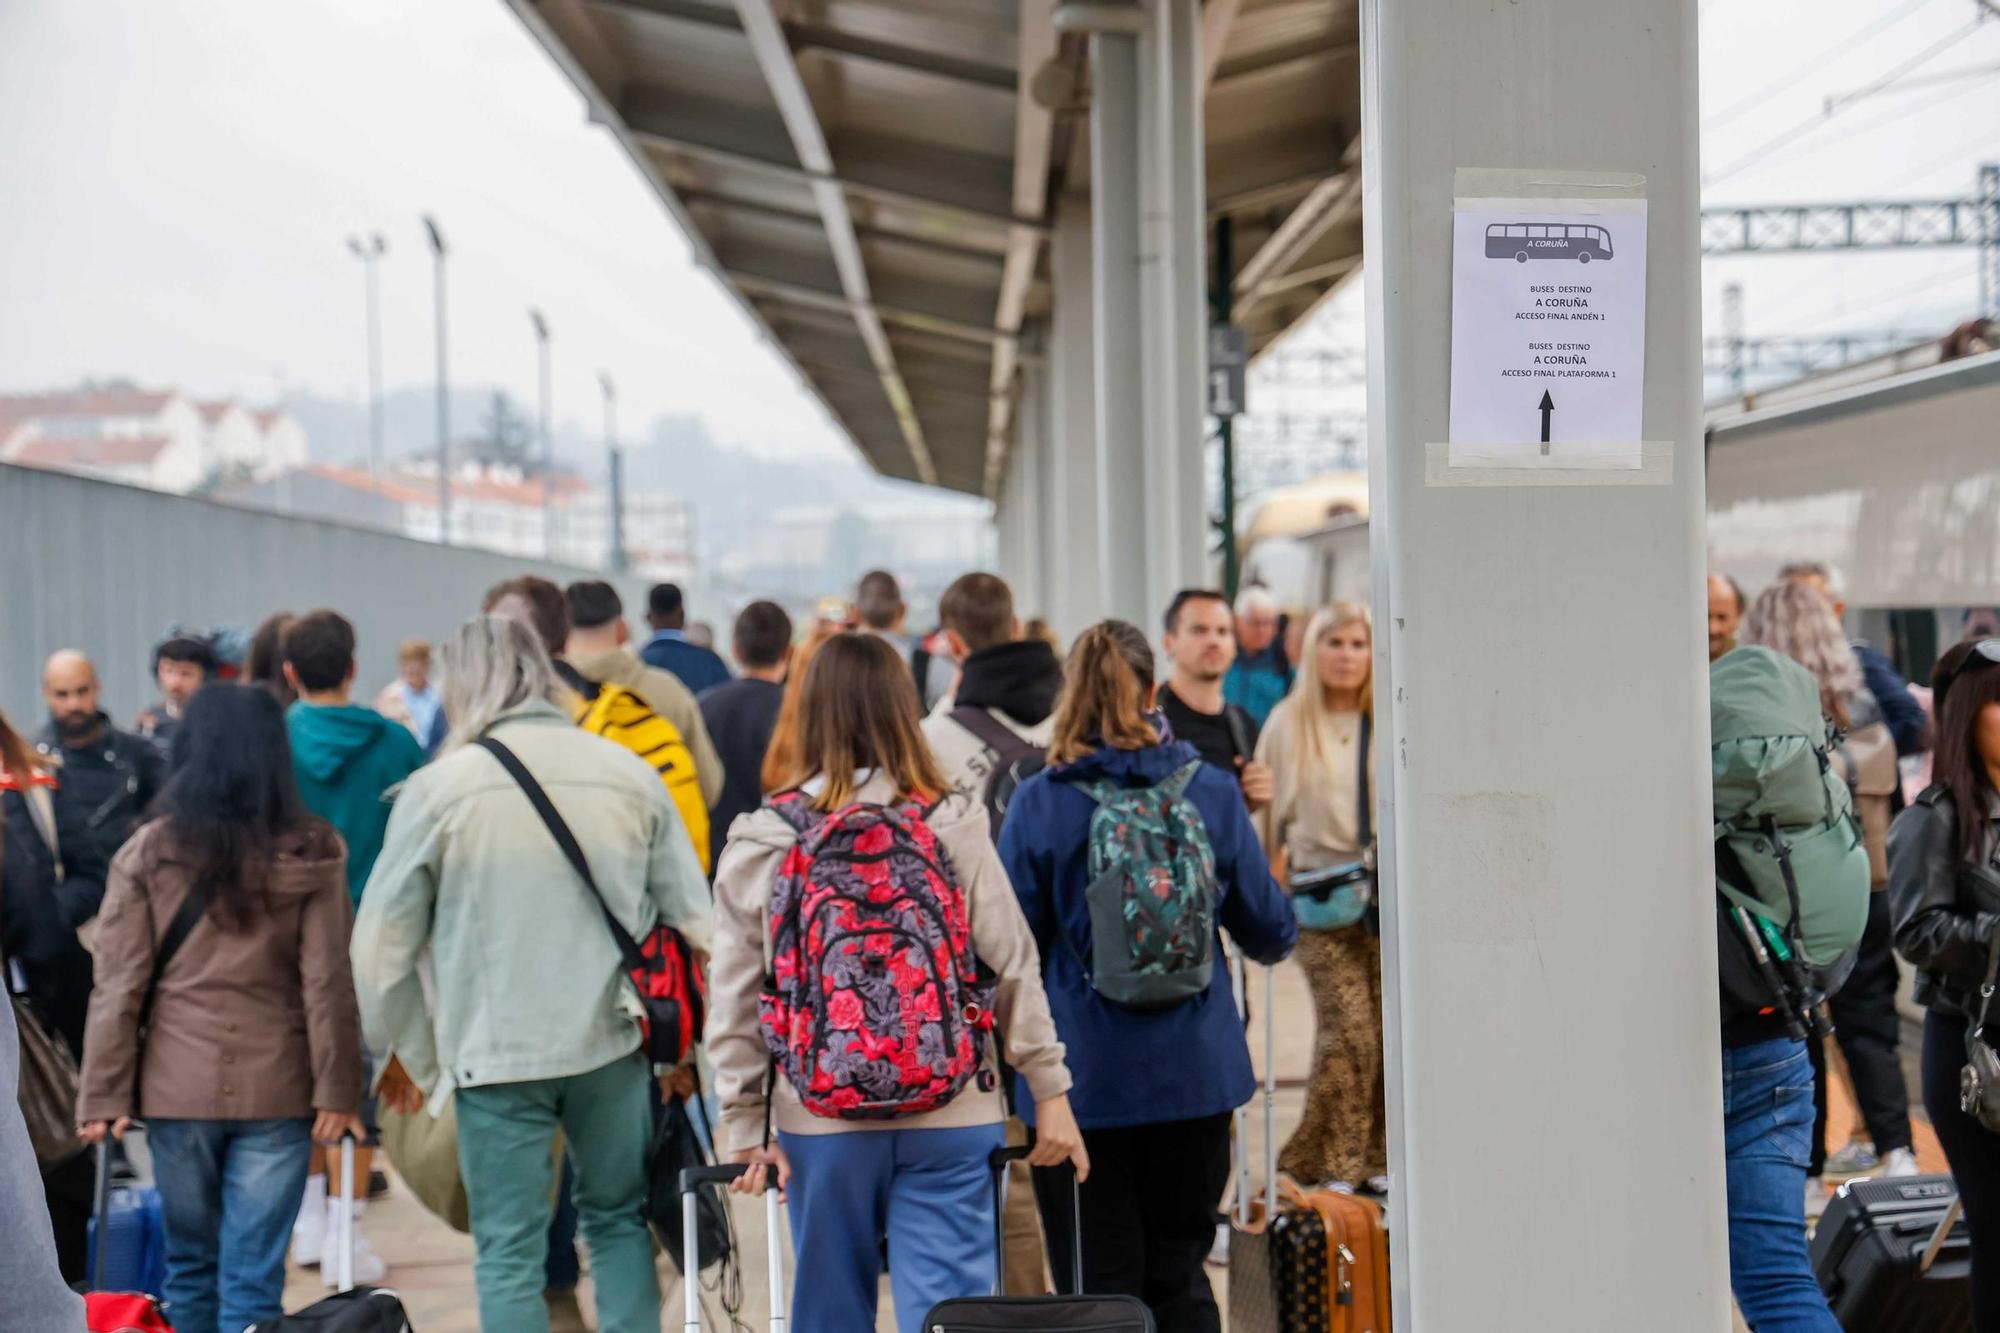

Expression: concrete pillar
xmin=1361 ymin=1 xmax=1724 ymax=1329
xmin=997 ymin=349 xmax=1051 ymax=619
xmin=1087 ymin=23 xmax=1148 ymax=627
xmin=1048 ymin=198 xmax=1106 ymax=641
xmin=1138 ymin=0 xmax=1210 ymax=613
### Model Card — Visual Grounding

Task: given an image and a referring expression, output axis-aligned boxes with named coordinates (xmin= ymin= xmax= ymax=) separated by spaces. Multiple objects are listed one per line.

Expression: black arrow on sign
xmin=1538 ymin=389 xmax=1555 ymax=453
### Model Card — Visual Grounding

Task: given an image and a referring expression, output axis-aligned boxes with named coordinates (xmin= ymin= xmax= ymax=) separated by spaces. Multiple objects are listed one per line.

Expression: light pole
xmin=601 ymin=372 xmax=626 ymax=574
xmin=530 ymin=308 xmax=553 ymax=559
xmin=422 ymin=215 xmax=451 ymax=545
xmin=345 ymin=234 xmax=387 ymax=487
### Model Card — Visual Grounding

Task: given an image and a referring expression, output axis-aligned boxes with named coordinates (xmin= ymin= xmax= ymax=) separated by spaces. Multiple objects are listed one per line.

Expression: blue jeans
xmin=780 ymin=1123 xmax=1005 ymax=1333
xmin=1722 ymin=1039 xmax=1841 ymax=1332
xmin=146 ymin=1117 xmax=313 ymax=1333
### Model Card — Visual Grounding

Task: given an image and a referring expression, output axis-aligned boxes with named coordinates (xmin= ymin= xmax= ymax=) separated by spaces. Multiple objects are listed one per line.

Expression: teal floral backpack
xmin=1068 ymin=761 xmax=1219 ymax=1008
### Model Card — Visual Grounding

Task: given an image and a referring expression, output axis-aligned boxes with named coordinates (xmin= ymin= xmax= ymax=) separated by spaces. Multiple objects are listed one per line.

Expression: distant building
xmin=0 ymin=385 xmax=310 ymax=492
xmin=713 ymin=500 xmax=995 ymax=604
xmin=224 ymin=461 xmax=696 ymax=584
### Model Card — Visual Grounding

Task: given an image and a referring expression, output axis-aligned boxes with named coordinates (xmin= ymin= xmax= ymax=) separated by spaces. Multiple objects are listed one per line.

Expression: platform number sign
xmin=1208 ymin=324 xmax=1248 ymax=418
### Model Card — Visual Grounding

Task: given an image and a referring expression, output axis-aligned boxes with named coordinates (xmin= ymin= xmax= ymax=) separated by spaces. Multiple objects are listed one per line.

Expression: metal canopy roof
xmin=508 ymin=0 xmax=1361 ymax=496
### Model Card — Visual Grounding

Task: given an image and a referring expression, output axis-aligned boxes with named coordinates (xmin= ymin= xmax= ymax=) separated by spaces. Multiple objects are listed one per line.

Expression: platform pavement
xmin=281 ymin=956 xmax=1936 ymax=1329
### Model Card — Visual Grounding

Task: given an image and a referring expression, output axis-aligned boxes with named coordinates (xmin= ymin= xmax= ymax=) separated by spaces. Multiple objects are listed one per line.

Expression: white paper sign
xmin=1448 ymin=200 xmax=1648 ymax=448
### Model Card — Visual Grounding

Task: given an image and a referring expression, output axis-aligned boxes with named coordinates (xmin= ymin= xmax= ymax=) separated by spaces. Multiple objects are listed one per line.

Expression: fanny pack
xmin=1288 ymin=712 xmax=1375 ymax=933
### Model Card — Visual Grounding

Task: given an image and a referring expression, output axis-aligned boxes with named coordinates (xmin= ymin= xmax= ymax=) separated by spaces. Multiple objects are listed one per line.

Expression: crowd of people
xmin=2 ymin=555 xmax=1996 ymax=1332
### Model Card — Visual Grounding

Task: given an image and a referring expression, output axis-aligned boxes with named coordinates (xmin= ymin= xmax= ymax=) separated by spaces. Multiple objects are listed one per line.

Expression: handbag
xmin=12 ymin=991 xmax=82 ymax=1164
xmin=646 ymin=1091 xmax=731 ymax=1277
xmin=1961 ymin=927 xmax=2000 ymax=1133
xmin=476 ymin=737 xmax=703 ymax=1066
xmin=377 ymin=1095 xmax=471 ymax=1232
xmin=1289 ymin=711 xmax=1375 ymax=932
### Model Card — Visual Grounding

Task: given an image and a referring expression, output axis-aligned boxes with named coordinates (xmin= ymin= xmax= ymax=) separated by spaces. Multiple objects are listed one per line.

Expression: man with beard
xmin=36 ymin=650 xmax=165 ymax=871
xmin=1161 ymin=589 xmax=1273 ymax=812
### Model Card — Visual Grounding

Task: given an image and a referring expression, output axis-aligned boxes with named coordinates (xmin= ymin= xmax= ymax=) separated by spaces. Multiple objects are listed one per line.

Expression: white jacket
xmin=921 ymin=706 xmax=1056 ymax=803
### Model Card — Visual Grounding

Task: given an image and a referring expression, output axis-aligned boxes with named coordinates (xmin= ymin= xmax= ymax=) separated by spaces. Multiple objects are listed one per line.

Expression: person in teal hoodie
xmin=278 ymin=608 xmax=426 ymax=1286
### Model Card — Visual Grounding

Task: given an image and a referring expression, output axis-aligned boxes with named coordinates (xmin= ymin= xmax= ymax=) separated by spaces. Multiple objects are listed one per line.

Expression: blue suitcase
xmin=88 ymin=1138 xmax=168 ymax=1298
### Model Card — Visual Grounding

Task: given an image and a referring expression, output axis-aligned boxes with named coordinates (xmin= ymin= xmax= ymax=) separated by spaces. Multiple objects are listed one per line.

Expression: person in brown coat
xmin=77 ymin=684 xmax=363 ymax=1333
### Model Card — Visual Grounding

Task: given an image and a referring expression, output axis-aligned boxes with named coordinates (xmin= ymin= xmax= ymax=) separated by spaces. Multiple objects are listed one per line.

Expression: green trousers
xmin=456 ymin=1051 xmax=659 ymax=1333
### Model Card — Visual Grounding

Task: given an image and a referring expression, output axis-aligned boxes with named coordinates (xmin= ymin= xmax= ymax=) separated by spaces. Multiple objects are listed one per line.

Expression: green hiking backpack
xmin=1069 ymin=761 xmax=1220 ymax=1008
xmin=1710 ymin=646 xmax=1870 ymax=967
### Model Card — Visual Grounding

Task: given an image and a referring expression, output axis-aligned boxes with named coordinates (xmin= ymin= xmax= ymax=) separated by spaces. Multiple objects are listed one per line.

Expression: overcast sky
xmin=1 ymin=0 xmax=1996 ymax=460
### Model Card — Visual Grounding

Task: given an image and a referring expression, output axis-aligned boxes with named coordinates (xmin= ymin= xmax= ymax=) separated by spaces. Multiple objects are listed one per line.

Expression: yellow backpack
xmin=572 ymin=681 xmax=712 ymax=874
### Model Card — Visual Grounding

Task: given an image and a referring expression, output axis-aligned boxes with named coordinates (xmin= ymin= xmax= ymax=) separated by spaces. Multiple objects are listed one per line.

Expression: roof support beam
xmin=1232 ymin=143 xmax=1362 ymax=309
xmin=984 ymin=0 xmax=1061 ymax=496
xmin=728 ymin=268 xmax=1003 ymax=347
xmin=1199 ymin=0 xmax=1245 ymax=93
xmin=677 ymin=187 xmax=1011 ymax=263
xmin=631 ymin=122 xmax=1041 ymax=236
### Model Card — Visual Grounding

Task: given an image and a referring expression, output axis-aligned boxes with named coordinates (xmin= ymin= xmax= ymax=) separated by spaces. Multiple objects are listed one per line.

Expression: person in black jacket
xmin=35 ymin=651 xmax=164 ymax=874
xmin=1890 ymin=636 xmax=2000 ymax=1330
xmin=2 ymin=706 xmax=109 ymax=1282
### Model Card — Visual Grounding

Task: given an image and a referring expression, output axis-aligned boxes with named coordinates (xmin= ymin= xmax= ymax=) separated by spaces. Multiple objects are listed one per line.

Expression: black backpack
xmin=950 ymin=706 xmax=1046 ymax=839
xmin=248 ymin=1289 xmax=412 ymax=1331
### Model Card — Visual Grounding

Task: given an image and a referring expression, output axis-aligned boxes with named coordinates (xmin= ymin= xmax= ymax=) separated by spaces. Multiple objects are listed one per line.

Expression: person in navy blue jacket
xmin=999 ymin=619 xmax=1296 ymax=1333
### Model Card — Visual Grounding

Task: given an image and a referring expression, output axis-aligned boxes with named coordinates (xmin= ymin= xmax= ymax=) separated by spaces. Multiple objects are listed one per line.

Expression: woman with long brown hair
xmin=711 ymin=631 xmax=1083 ymax=1333
xmin=1254 ymin=604 xmax=1383 ymax=1190
xmin=998 ymin=620 xmax=1296 ymax=1333
xmin=1891 ymin=639 xmax=2000 ymax=1328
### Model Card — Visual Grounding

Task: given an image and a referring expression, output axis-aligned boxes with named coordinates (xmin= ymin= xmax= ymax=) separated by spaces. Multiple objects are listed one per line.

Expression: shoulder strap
xmin=951 ymin=705 xmax=1038 ymax=762
xmin=1357 ymin=711 xmax=1373 ymax=849
xmin=1221 ymin=705 xmax=1255 ymax=766
xmin=1975 ymin=927 xmax=2000 ymax=1037
xmin=140 ymin=885 xmax=210 ymax=1032
xmin=1160 ymin=759 xmax=1204 ymax=801
xmin=476 ymin=737 xmax=647 ymax=974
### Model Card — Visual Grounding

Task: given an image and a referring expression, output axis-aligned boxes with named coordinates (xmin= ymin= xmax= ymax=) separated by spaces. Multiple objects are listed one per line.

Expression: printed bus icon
xmin=1486 ymin=222 xmax=1613 ymax=263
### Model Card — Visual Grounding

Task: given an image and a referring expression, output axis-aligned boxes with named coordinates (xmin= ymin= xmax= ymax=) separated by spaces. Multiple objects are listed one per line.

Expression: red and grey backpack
xmin=758 ymin=791 xmax=996 ymax=1120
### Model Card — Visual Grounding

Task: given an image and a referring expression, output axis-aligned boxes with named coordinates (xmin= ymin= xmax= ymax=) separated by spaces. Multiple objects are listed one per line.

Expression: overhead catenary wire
xmin=1704 ymin=13 xmax=2000 ymax=183
xmin=1702 ymin=0 xmax=1940 ymax=130
xmin=1712 ymin=66 xmax=2000 ymax=182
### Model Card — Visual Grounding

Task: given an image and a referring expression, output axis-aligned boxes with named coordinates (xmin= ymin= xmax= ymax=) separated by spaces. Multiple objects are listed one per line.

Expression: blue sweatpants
xmin=779 ymin=1123 xmax=1005 ymax=1333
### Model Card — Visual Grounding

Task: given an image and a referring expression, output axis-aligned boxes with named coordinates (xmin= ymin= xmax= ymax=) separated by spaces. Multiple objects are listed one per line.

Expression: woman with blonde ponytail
xmin=999 ymin=620 xmax=1296 ymax=1332
xmin=1253 ymin=604 xmax=1385 ymax=1191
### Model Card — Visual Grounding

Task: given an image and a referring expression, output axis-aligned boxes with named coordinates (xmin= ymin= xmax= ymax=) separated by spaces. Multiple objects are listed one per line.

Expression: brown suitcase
xmin=1280 ymin=1179 xmax=1390 ymax=1333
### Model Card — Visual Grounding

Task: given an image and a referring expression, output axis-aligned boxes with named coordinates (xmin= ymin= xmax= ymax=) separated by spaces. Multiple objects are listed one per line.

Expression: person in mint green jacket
xmin=279 ymin=608 xmax=427 ymax=1286
xmin=354 ymin=614 xmax=711 ymax=1333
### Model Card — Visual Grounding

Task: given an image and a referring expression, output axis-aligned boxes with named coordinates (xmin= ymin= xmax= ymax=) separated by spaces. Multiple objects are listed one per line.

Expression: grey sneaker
xmin=1824 ymin=1140 xmax=1880 ymax=1176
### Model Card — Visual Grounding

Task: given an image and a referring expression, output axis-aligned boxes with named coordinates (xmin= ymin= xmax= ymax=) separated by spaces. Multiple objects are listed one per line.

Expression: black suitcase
xmin=1811 ymin=1173 xmax=1972 ymax=1331
xmin=920 ymin=1145 xmax=1154 ymax=1332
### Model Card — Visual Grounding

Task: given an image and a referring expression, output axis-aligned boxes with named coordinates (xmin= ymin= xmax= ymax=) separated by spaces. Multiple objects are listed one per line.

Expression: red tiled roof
xmin=195 ymin=400 xmax=236 ymax=425
xmin=301 ymin=464 xmax=593 ymax=508
xmin=253 ymin=408 xmax=287 ymax=430
xmin=13 ymin=434 xmax=173 ymax=467
xmin=0 ymin=388 xmax=178 ymax=421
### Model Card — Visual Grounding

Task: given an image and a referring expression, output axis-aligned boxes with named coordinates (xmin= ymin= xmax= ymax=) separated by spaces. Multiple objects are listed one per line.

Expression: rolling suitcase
xmin=87 ymin=1136 xmax=167 ymax=1299
xmin=1811 ymin=1173 xmax=1972 ymax=1332
xmin=250 ymin=1135 xmax=414 ymax=1331
xmin=920 ymin=1145 xmax=1154 ymax=1331
xmin=679 ymin=1164 xmax=785 ymax=1333
xmin=1227 ymin=965 xmax=1392 ymax=1333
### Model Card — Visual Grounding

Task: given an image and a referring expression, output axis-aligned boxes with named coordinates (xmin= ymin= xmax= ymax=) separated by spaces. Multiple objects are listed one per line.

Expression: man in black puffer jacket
xmin=35 ymin=651 xmax=164 ymax=878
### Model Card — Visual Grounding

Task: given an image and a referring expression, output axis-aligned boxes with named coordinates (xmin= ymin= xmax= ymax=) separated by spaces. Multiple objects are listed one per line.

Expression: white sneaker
xmin=290 ymin=1174 xmax=327 ymax=1268
xmin=1804 ymin=1176 xmax=1829 ymax=1222
xmin=1207 ymin=1221 xmax=1230 ymax=1266
xmin=320 ymin=1197 xmax=388 ymax=1287
xmin=1883 ymin=1147 xmax=1921 ymax=1178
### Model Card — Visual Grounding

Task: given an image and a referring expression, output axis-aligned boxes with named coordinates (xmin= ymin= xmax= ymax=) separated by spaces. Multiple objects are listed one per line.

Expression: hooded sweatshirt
xmin=998 ymin=739 xmax=1297 ymax=1131
xmin=287 ymin=702 xmax=427 ymax=904
xmin=920 ymin=639 xmax=1064 ymax=802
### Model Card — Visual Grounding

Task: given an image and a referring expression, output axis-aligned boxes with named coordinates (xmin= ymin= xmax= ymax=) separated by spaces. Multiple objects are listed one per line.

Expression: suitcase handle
xmin=680 ymin=1162 xmax=784 ymax=1333
xmin=1919 ymin=1198 xmax=1964 ymax=1276
xmin=990 ymin=1144 xmax=1084 ymax=1297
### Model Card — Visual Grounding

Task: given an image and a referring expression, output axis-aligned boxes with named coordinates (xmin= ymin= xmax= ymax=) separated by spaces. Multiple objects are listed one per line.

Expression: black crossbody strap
xmin=476 ymin=737 xmax=647 ymax=974
xmin=1975 ymin=926 xmax=2000 ymax=1037
xmin=140 ymin=885 xmax=209 ymax=1032
xmin=1356 ymin=712 xmax=1372 ymax=849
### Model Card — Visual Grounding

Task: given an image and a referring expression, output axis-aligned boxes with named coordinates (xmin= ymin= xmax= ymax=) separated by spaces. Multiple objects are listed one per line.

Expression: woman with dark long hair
xmin=1891 ymin=638 xmax=2000 ymax=1330
xmin=712 ymin=632 xmax=1082 ymax=1333
xmin=245 ymin=611 xmax=299 ymax=708
xmin=998 ymin=620 xmax=1297 ymax=1333
xmin=75 ymin=684 xmax=361 ymax=1333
